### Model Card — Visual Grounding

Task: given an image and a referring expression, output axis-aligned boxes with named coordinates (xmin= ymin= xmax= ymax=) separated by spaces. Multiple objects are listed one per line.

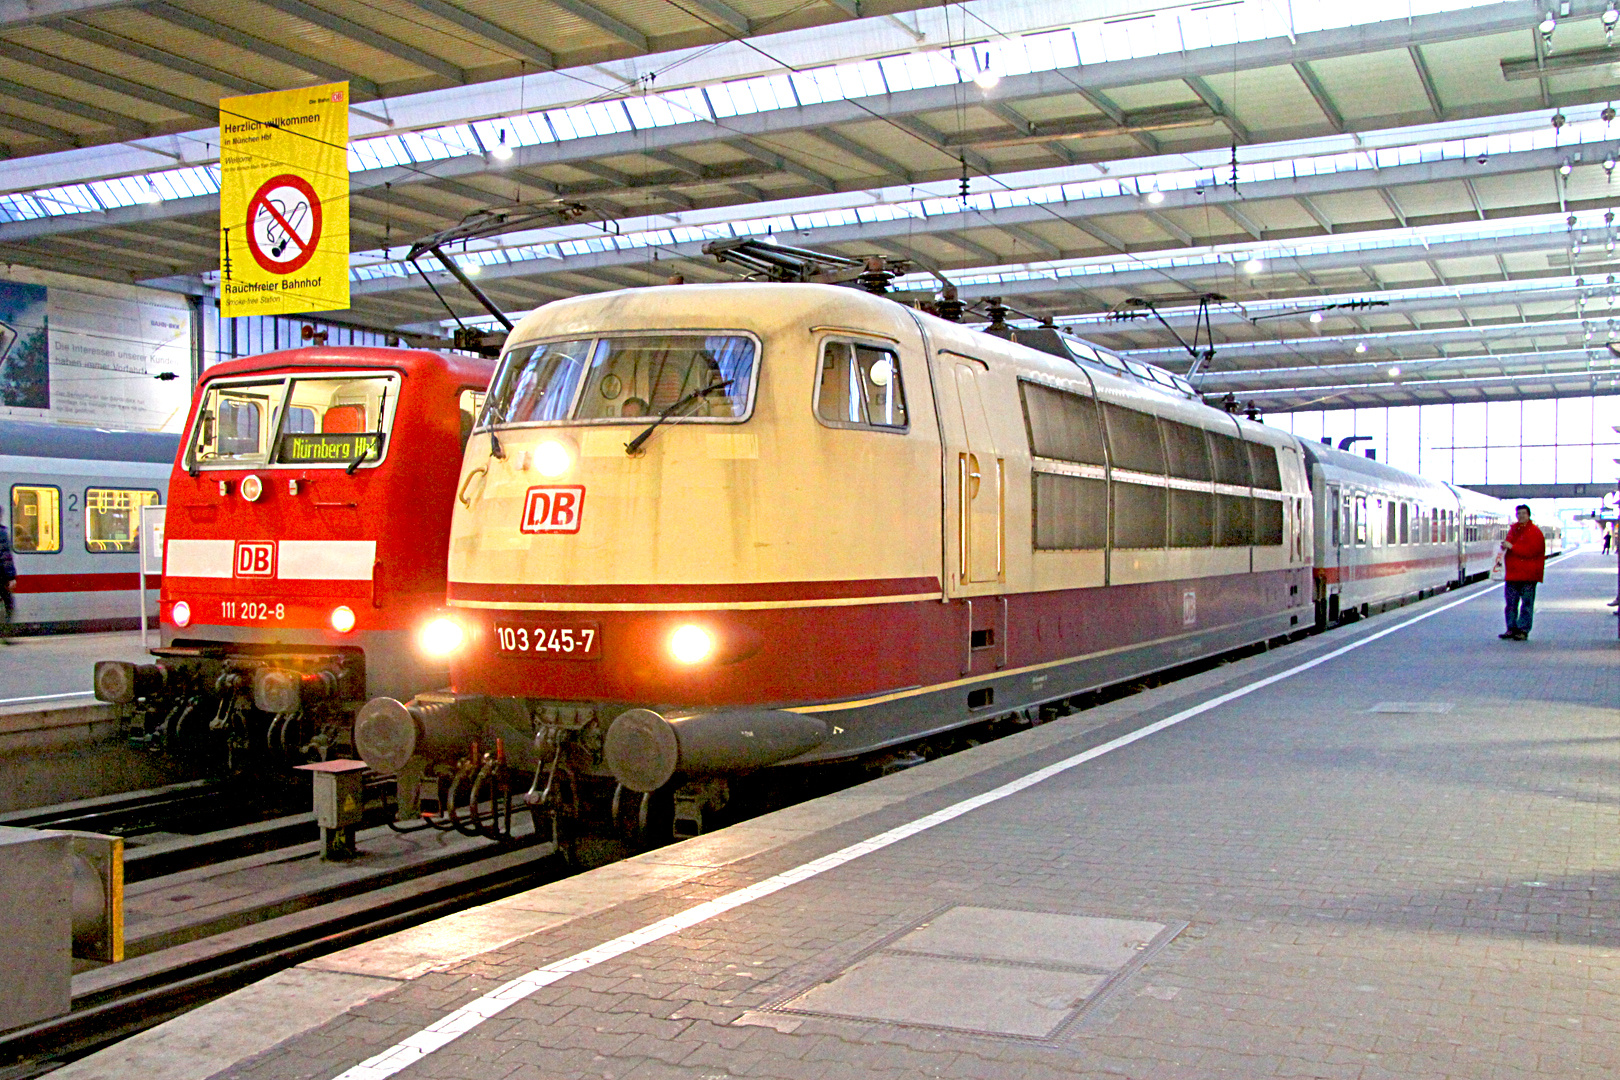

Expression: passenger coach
xmin=359 ymin=283 xmax=1314 ymax=839
xmin=1 ymin=419 xmax=178 ymax=632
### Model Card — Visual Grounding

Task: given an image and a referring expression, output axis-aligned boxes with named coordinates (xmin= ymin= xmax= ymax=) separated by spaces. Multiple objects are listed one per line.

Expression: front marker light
xmin=669 ymin=624 xmax=715 ymax=665
xmin=171 ymin=600 xmax=191 ymax=628
xmin=330 ymin=605 xmax=356 ymax=633
xmin=420 ymin=616 xmax=466 ymax=657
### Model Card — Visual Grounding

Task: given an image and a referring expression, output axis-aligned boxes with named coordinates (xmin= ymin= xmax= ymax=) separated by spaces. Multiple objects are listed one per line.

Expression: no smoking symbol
xmin=246 ymin=174 xmax=323 ymax=275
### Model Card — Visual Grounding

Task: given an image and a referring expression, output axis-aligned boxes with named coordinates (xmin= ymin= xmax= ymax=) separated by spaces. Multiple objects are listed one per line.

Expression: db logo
xmin=234 ymin=540 xmax=276 ymax=578
xmin=520 ymin=486 xmax=585 ymax=534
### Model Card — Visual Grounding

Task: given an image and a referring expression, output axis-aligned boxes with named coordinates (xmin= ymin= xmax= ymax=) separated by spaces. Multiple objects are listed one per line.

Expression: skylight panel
xmin=704 ymin=83 xmax=742 ymax=119
xmin=34 ymin=185 xmax=99 ymax=214
xmin=399 ymin=131 xmax=449 ymax=162
xmin=586 ymin=100 xmax=634 ymax=135
xmin=1016 ymin=29 xmax=1078 ymax=75
xmin=510 ymin=114 xmax=550 ymax=145
xmin=0 ymin=194 xmax=44 ymax=221
xmin=88 ymin=177 xmax=138 ymax=209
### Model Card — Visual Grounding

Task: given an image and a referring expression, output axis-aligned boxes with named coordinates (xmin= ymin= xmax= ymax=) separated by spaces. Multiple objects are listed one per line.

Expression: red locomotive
xmin=95 ymin=346 xmax=494 ymax=768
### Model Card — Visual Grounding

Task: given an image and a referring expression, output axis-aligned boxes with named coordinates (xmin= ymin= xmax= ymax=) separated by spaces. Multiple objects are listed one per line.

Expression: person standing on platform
xmin=1604 ymin=526 xmax=1613 ymax=555
xmin=0 ymin=509 xmax=14 ymax=643
xmin=1498 ymin=504 xmax=1545 ymax=641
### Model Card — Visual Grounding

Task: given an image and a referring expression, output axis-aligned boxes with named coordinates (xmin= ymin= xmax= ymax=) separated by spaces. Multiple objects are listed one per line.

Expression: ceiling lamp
xmin=1308 ymin=311 xmax=1324 ymax=324
xmin=1146 ymin=189 xmax=1165 ymax=204
xmin=1355 ymin=342 xmax=1368 ymax=354
xmin=1243 ymin=256 xmax=1265 ymax=274
xmin=491 ymin=129 xmax=513 ymax=161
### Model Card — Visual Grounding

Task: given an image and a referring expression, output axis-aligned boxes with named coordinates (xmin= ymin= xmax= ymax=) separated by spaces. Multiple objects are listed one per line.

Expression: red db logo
xmin=520 ymin=486 xmax=585 ymax=534
xmin=234 ymin=541 xmax=276 ymax=578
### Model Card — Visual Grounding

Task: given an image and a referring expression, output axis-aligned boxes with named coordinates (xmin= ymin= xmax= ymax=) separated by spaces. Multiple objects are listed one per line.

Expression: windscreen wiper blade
xmin=624 ymin=379 xmax=735 ymax=456
xmin=483 ymin=395 xmax=508 ymax=460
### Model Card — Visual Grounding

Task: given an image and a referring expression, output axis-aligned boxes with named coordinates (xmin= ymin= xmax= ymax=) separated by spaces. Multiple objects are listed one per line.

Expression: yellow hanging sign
xmin=219 ymin=82 xmax=349 ymax=318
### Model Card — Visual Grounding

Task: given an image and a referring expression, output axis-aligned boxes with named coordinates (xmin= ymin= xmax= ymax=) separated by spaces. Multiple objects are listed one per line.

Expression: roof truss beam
xmin=252 ymin=0 xmax=467 ymax=83
xmin=141 ymin=2 xmax=383 ymax=98
xmin=393 ymin=0 xmax=555 ymax=69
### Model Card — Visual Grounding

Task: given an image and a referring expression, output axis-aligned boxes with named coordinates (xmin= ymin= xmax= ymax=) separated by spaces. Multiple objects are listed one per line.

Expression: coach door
xmin=951 ymin=360 xmax=1004 ymax=585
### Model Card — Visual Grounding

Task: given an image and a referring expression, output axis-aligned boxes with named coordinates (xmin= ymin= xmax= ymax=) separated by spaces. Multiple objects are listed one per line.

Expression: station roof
xmin=0 ymin=0 xmax=1615 ymax=411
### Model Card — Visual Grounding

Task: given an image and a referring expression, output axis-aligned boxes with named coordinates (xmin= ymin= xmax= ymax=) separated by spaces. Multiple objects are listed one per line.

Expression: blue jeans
xmin=1504 ymin=580 xmax=1537 ymax=634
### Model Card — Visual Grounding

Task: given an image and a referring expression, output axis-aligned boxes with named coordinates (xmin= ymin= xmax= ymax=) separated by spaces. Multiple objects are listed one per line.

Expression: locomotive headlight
xmin=419 ymin=616 xmax=466 ymax=657
xmin=171 ymin=600 xmax=191 ymax=628
xmin=533 ymin=439 xmax=573 ymax=478
xmin=330 ymin=605 xmax=356 ymax=633
xmin=669 ymin=624 xmax=715 ymax=665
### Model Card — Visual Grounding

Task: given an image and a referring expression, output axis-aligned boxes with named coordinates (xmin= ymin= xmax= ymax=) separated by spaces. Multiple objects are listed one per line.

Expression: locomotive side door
xmin=951 ymin=360 xmax=1004 ymax=585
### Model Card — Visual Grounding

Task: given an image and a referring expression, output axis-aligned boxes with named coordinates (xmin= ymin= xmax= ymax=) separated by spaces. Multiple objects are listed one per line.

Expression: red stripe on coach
xmin=12 ymin=573 xmax=161 ymax=594
xmin=447 ymin=576 xmax=942 ymax=605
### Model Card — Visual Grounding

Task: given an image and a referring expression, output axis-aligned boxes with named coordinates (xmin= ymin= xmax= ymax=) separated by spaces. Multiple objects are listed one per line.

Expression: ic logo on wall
xmin=234 ymin=540 xmax=276 ymax=578
xmin=520 ymin=486 xmax=585 ymax=534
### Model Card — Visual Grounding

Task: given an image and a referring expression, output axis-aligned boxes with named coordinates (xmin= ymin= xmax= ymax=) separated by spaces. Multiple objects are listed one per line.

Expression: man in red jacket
xmin=1499 ymin=504 xmax=1546 ymax=641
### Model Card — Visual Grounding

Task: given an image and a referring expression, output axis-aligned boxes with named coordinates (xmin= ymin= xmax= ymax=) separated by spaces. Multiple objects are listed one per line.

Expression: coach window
xmin=1385 ymin=499 xmax=1397 ymax=546
xmin=1354 ymin=494 xmax=1368 ymax=545
xmin=85 ymin=488 xmax=159 ymax=553
xmin=816 ymin=340 xmax=908 ymax=430
xmin=1399 ymin=501 xmax=1409 ymax=544
xmin=10 ymin=485 xmax=60 ymax=553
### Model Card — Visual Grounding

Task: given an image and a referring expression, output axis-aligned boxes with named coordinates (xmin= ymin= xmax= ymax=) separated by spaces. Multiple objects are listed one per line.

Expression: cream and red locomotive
xmin=355 ymin=283 xmax=1320 ymax=840
xmin=94 ymin=346 xmax=493 ymax=768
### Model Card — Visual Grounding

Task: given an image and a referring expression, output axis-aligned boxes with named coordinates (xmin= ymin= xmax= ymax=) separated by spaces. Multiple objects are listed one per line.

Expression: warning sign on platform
xmin=219 ymin=82 xmax=349 ymax=318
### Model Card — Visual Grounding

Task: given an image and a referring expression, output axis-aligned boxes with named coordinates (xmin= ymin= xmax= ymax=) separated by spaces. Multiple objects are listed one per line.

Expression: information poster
xmin=218 ymin=82 xmax=349 ymax=318
xmin=0 ymin=272 xmax=191 ymax=432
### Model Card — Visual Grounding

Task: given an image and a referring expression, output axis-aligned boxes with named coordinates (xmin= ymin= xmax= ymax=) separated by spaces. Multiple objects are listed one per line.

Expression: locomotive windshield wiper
xmin=624 ymin=378 xmax=734 ymax=456
xmin=347 ymin=384 xmax=389 ymax=476
xmin=483 ymin=395 xmax=508 ymax=461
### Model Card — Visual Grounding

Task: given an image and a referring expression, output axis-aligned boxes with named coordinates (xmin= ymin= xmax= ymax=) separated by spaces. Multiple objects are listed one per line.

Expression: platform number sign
xmin=520 ymin=486 xmax=585 ymax=534
xmin=234 ymin=540 xmax=276 ymax=578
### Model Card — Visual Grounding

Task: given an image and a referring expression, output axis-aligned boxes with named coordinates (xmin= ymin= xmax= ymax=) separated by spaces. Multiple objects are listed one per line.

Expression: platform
xmin=0 ymin=629 xmax=151 ymax=706
xmin=48 ymin=549 xmax=1620 ymax=1080
xmin=0 ymin=629 xmax=187 ymax=806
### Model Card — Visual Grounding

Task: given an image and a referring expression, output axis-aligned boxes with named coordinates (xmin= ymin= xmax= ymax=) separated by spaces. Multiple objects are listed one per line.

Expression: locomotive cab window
xmin=85 ymin=488 xmax=159 ymax=553
xmin=10 ymin=485 xmax=60 ymax=553
xmin=817 ymin=340 xmax=907 ymax=430
xmin=486 ymin=334 xmax=756 ymax=426
xmin=272 ymin=375 xmax=397 ymax=468
xmin=190 ymin=373 xmax=399 ymax=469
xmin=191 ymin=382 xmax=278 ymax=467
